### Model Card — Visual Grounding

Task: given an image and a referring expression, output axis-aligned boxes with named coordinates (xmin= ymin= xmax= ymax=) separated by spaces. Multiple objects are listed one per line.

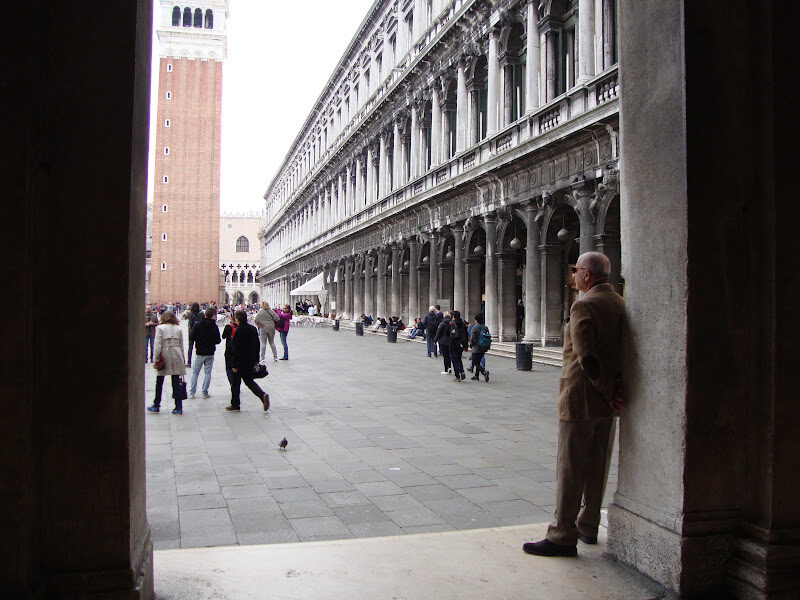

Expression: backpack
xmin=449 ymin=320 xmax=461 ymax=345
xmin=476 ymin=325 xmax=492 ymax=352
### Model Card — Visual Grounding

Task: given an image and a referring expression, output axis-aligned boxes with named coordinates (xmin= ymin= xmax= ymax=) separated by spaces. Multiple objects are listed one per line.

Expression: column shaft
xmin=428 ymin=233 xmax=440 ymax=307
xmin=431 ymin=87 xmax=442 ymax=166
xmin=526 ymin=1 xmax=540 ymax=112
xmin=452 ymin=225 xmax=464 ymax=314
xmin=577 ymin=0 xmax=595 ymax=83
xmin=487 ymin=29 xmax=500 ymax=135
xmin=523 ymin=205 xmax=542 ymax=343
xmin=410 ymin=106 xmax=420 ymax=178
xmin=456 ymin=62 xmax=468 ymax=152
xmin=391 ymin=245 xmax=401 ymax=318
xmin=484 ymin=214 xmax=498 ymax=338
xmin=408 ymin=239 xmax=419 ymax=322
xmin=376 ymin=252 xmax=387 ymax=317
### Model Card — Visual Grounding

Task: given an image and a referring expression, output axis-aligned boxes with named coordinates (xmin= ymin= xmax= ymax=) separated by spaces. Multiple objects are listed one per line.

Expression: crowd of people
xmin=406 ymin=305 xmax=491 ymax=383
xmin=145 ymin=300 xmax=295 ymax=415
xmin=295 ymin=299 xmax=322 ymax=316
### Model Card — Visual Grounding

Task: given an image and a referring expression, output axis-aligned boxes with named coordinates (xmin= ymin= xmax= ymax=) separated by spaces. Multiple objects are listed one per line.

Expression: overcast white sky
xmin=147 ymin=0 xmax=375 ymax=213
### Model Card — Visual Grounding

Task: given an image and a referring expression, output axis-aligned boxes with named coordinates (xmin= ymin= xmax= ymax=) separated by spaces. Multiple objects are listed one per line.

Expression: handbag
xmin=173 ymin=377 xmax=187 ymax=401
xmin=252 ymin=364 xmax=268 ymax=379
xmin=153 ymin=354 xmax=166 ymax=370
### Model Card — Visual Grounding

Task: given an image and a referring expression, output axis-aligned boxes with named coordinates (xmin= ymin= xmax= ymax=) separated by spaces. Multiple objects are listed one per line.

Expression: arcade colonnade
xmin=264 ymin=175 xmax=619 ymax=345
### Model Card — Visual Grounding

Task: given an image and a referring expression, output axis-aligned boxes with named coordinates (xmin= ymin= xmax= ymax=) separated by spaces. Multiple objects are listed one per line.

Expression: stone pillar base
xmin=609 ymin=499 xmax=734 ymax=597
xmin=727 ymin=526 xmax=800 ymax=600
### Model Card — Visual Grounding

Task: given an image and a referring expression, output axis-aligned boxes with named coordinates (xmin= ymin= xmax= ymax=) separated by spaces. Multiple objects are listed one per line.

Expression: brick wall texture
xmin=150 ymin=56 xmax=222 ymax=303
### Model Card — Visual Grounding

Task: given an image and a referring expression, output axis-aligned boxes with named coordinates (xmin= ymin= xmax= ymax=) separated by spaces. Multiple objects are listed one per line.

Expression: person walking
xmin=516 ymin=299 xmax=525 ymax=339
xmin=186 ymin=302 xmax=202 ymax=367
xmin=275 ymin=304 xmax=293 ymax=360
xmin=222 ymin=309 xmax=238 ymax=386
xmin=433 ymin=311 xmax=453 ymax=375
xmin=226 ymin=309 xmax=270 ymax=412
xmin=468 ymin=314 xmax=491 ymax=382
xmin=254 ymin=301 xmax=280 ymax=362
xmin=145 ymin=309 xmax=158 ymax=362
xmin=147 ymin=310 xmax=186 ymax=414
xmin=522 ymin=252 xmax=625 ymax=557
xmin=449 ymin=310 xmax=469 ymax=382
xmin=420 ymin=306 xmax=442 ymax=358
xmin=188 ymin=307 xmax=221 ymax=399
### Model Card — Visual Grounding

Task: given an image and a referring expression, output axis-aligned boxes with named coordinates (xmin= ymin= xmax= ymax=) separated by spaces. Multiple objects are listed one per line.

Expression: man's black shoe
xmin=522 ymin=539 xmax=577 ymax=557
xmin=577 ymin=532 xmax=598 ymax=545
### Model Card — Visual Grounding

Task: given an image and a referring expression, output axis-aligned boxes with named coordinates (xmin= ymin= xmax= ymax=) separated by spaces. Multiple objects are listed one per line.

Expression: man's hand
xmin=231 ymin=368 xmax=238 ymax=373
xmin=609 ymin=376 xmax=624 ymax=411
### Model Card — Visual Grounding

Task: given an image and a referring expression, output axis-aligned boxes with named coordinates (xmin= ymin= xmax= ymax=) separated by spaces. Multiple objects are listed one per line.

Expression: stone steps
xmin=334 ymin=320 xmax=562 ymax=369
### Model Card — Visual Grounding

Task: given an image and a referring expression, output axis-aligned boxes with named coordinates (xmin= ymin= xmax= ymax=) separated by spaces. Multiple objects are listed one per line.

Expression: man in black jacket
xmin=189 ymin=308 xmax=221 ymax=398
xmin=420 ymin=306 xmax=443 ymax=358
xmin=226 ymin=310 xmax=270 ymax=412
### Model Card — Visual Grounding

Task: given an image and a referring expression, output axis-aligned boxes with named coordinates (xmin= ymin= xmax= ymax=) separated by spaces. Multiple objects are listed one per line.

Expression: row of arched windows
xmin=171 ymin=7 xmax=213 ymax=29
xmin=225 ymin=270 xmax=255 ymax=284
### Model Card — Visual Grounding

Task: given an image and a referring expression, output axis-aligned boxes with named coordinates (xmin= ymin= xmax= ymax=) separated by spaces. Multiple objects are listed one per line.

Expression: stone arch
xmin=248 ymin=291 xmax=259 ymax=304
xmin=497 ymin=215 xmax=527 ymax=340
xmin=541 ymin=202 xmax=580 ymax=342
xmin=232 ymin=291 xmax=244 ymax=305
xmin=463 ymin=223 xmax=487 ymax=321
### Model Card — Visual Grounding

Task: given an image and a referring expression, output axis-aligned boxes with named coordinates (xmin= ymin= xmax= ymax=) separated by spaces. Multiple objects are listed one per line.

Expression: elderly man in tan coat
xmin=523 ymin=251 xmax=625 ymax=557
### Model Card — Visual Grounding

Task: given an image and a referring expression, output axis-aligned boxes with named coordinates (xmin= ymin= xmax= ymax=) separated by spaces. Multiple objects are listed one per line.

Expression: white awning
xmin=289 ymin=272 xmax=327 ymax=297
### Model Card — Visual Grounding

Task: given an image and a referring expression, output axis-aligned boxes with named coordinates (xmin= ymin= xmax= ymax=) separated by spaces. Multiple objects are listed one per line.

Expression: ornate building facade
xmin=259 ymin=0 xmax=619 ymax=345
xmin=219 ymin=212 xmax=263 ymax=305
xmin=149 ymin=1 xmax=228 ymax=303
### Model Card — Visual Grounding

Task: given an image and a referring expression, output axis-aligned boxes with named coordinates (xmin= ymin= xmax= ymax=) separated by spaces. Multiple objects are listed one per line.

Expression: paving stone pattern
xmin=145 ymin=322 xmax=619 ymax=549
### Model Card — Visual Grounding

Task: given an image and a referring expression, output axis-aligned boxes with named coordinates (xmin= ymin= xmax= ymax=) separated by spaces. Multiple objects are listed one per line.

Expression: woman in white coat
xmin=147 ymin=311 xmax=187 ymax=414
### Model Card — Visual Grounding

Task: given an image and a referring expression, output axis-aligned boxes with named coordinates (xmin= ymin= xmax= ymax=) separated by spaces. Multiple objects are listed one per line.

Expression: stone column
xmin=364 ymin=254 xmax=374 ymax=317
xmin=390 ymin=244 xmax=401 ymax=318
xmin=376 ymin=250 xmax=387 ymax=318
xmin=545 ymin=30 xmax=558 ymax=101
xmin=464 ymin=256 xmax=482 ymax=324
xmin=523 ymin=202 xmax=542 ymax=343
xmin=497 ymin=251 xmax=517 ymax=341
xmin=483 ymin=213 xmax=498 ymax=339
xmin=337 ymin=173 xmax=344 ymax=222
xmin=408 ymin=238 xmax=419 ymax=322
xmin=428 ymin=231 xmax=440 ymax=307
xmin=353 ymin=256 xmax=364 ymax=320
xmin=431 ymin=85 xmax=442 ymax=166
xmin=378 ymin=134 xmax=387 ymax=198
xmin=336 ymin=263 xmax=345 ymax=319
xmin=503 ymin=62 xmax=513 ymax=126
xmin=539 ymin=243 xmax=562 ymax=344
xmin=345 ymin=164 xmax=353 ymax=217
xmin=577 ymin=0 xmax=595 ymax=84
xmin=392 ymin=119 xmax=402 ymax=190
xmin=322 ymin=264 xmax=330 ymax=315
xmin=355 ymin=155 xmax=363 ymax=210
xmin=526 ymin=1 xmax=540 ymax=112
xmin=602 ymin=0 xmax=615 ymax=69
xmin=410 ymin=103 xmax=420 ymax=179
xmin=572 ymin=186 xmax=596 ymax=255
xmin=451 ymin=224 xmax=464 ymax=314
xmin=456 ymin=59 xmax=468 ymax=152
xmin=365 ymin=145 xmax=374 ymax=205
xmin=487 ymin=27 xmax=500 ymax=136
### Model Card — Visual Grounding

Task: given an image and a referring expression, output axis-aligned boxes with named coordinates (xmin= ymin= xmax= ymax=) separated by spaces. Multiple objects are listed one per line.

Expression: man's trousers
xmin=546 ymin=417 xmax=615 ymax=546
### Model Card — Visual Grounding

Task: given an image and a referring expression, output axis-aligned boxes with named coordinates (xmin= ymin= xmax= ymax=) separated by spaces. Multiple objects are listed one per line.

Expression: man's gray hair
xmin=579 ymin=251 xmax=611 ymax=278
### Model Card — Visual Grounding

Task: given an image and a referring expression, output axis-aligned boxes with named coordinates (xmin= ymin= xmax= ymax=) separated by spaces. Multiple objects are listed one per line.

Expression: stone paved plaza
xmin=145 ymin=323 xmax=618 ymax=549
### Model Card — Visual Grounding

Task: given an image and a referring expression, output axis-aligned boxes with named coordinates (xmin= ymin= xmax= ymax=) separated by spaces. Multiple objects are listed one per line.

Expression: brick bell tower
xmin=150 ymin=1 xmax=228 ymax=304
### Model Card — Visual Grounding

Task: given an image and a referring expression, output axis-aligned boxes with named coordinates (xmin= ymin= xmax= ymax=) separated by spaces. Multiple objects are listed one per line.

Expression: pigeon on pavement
xmin=279 ymin=438 xmax=288 ymax=451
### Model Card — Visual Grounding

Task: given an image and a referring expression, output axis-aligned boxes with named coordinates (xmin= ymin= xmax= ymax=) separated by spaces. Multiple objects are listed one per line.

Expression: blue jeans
xmin=408 ymin=328 xmax=419 ymax=339
xmin=279 ymin=330 xmax=289 ymax=359
xmin=145 ymin=335 xmax=155 ymax=361
xmin=190 ymin=354 xmax=214 ymax=395
xmin=425 ymin=332 xmax=437 ymax=357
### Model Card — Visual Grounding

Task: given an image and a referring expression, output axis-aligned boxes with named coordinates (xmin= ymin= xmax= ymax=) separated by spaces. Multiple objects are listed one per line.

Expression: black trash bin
xmin=386 ymin=325 xmax=398 ymax=343
xmin=332 ymin=319 xmax=340 ymax=331
xmin=355 ymin=322 xmax=364 ymax=336
xmin=516 ymin=343 xmax=533 ymax=371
